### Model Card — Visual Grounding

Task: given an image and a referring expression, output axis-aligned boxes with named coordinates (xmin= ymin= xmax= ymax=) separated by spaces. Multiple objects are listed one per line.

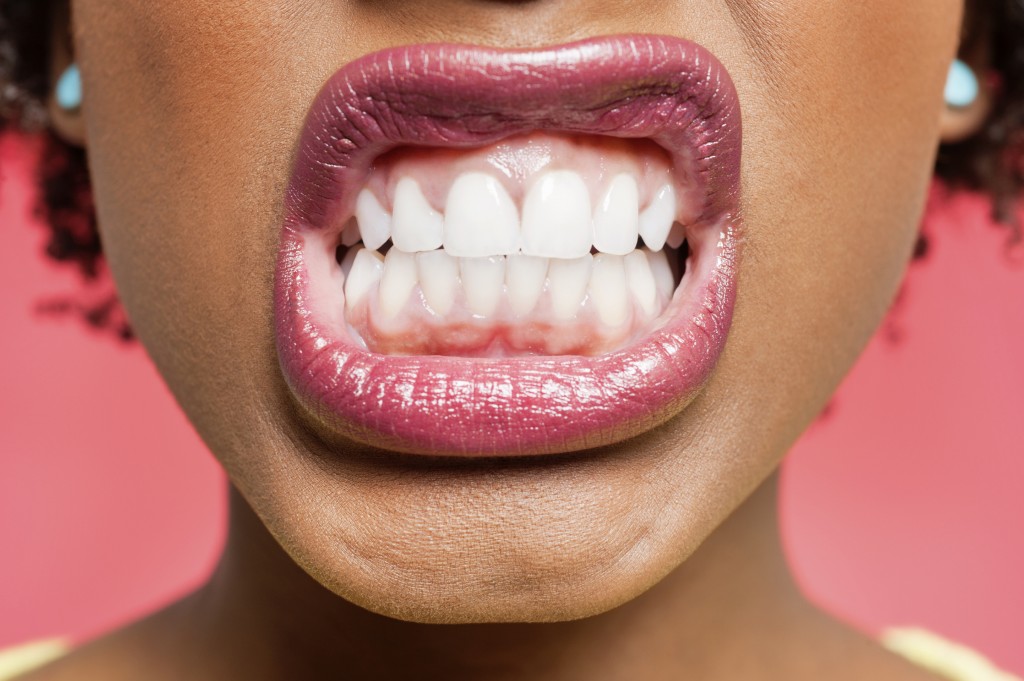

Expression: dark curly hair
xmin=2 ymin=0 xmax=1024 ymax=338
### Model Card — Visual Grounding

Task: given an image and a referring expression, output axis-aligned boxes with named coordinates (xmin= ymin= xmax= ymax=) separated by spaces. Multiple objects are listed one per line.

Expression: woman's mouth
xmin=275 ymin=35 xmax=742 ymax=457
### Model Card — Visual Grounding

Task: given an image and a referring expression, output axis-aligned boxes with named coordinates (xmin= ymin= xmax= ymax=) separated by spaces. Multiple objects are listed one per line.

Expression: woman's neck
xmin=172 ymin=471 xmax=846 ymax=681
xmin=54 ymin=470 xmax=938 ymax=680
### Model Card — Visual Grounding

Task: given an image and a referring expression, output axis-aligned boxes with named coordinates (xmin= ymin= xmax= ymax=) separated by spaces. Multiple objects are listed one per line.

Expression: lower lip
xmin=275 ymin=35 xmax=742 ymax=457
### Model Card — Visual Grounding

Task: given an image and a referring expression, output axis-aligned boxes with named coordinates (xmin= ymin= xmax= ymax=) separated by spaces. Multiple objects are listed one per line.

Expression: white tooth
xmin=378 ymin=248 xmax=418 ymax=319
xmin=354 ymin=190 xmax=392 ymax=251
xmin=639 ymin=184 xmax=676 ymax=251
xmin=589 ymin=254 xmax=629 ymax=327
xmin=547 ymin=255 xmax=593 ymax=320
xmin=416 ymin=250 xmax=460 ymax=316
xmin=592 ymin=174 xmax=639 ymax=256
xmin=340 ymin=219 xmax=361 ymax=247
xmin=460 ymin=256 xmax=506 ymax=317
xmin=339 ymin=244 xmax=360 ymax=279
xmin=443 ymin=172 xmax=519 ymax=257
xmin=521 ymin=170 xmax=592 ymax=259
xmin=505 ymin=254 xmax=548 ymax=316
xmin=666 ymin=222 xmax=687 ymax=250
xmin=391 ymin=178 xmax=443 ymax=253
xmin=344 ymin=248 xmax=385 ymax=312
xmin=646 ymin=248 xmax=675 ymax=300
xmin=624 ymin=250 xmax=658 ymax=316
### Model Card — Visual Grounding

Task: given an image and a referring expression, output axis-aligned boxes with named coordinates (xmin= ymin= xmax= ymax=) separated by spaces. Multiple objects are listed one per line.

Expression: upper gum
xmin=361 ymin=132 xmax=679 ymax=215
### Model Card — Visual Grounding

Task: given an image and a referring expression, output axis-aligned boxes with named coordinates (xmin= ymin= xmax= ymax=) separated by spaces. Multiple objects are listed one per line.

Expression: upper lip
xmin=275 ymin=34 xmax=743 ymax=457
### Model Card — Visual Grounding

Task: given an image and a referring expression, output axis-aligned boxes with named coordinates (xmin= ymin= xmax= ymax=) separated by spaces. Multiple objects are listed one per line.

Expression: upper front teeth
xmin=521 ymin=170 xmax=594 ymax=259
xmin=638 ymin=184 xmax=676 ymax=252
xmin=392 ymin=178 xmax=443 ymax=252
xmin=355 ymin=189 xmax=392 ymax=251
xmin=593 ymin=174 xmax=640 ymax=256
xmin=443 ymin=173 xmax=519 ymax=257
xmin=350 ymin=170 xmax=680 ymax=259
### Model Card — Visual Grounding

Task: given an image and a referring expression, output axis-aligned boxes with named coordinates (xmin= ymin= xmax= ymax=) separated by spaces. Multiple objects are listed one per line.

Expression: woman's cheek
xmin=713 ymin=0 xmax=961 ymax=428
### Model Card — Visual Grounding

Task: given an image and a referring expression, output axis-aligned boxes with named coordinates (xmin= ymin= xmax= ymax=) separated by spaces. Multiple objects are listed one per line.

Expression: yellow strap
xmin=0 ymin=639 xmax=69 ymax=680
xmin=883 ymin=628 xmax=1021 ymax=681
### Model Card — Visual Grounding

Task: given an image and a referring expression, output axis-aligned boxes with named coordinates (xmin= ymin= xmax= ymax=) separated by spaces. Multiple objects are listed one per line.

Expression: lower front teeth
xmin=506 ymin=254 xmax=549 ymax=316
xmin=378 ymin=249 xmax=419 ymax=319
xmin=344 ymin=249 xmax=384 ymax=313
xmin=416 ymin=250 xmax=459 ymax=316
xmin=461 ymin=256 xmax=506 ymax=317
xmin=343 ymin=245 xmax=679 ymax=326
xmin=589 ymin=254 xmax=629 ymax=326
xmin=624 ymin=250 xmax=658 ymax=316
xmin=548 ymin=256 xmax=593 ymax=320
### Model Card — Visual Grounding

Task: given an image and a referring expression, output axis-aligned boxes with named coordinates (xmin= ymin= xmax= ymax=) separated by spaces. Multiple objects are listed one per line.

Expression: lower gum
xmin=345 ymin=299 xmax=652 ymax=357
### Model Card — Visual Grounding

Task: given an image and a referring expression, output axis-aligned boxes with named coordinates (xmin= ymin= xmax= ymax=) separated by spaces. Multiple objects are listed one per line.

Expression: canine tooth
xmin=624 ymin=250 xmax=657 ymax=316
xmin=392 ymin=178 xmax=443 ymax=252
xmin=461 ymin=256 xmax=506 ymax=317
xmin=354 ymin=189 xmax=391 ymax=251
xmin=639 ymin=184 xmax=676 ymax=251
xmin=593 ymin=174 xmax=639 ymax=255
xmin=444 ymin=172 xmax=519 ymax=257
xmin=521 ymin=170 xmax=592 ymax=259
xmin=590 ymin=254 xmax=629 ymax=327
xmin=344 ymin=248 xmax=385 ymax=312
xmin=379 ymin=248 xmax=418 ymax=319
xmin=506 ymin=254 xmax=548 ymax=316
xmin=646 ymin=248 xmax=675 ymax=300
xmin=416 ymin=250 xmax=460 ymax=316
xmin=548 ymin=255 xmax=593 ymax=320
xmin=666 ymin=222 xmax=687 ymax=249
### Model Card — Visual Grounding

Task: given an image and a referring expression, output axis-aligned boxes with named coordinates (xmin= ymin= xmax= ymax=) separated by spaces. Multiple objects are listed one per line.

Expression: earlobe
xmin=939 ymin=57 xmax=996 ymax=144
xmin=48 ymin=63 xmax=87 ymax=146
xmin=47 ymin=2 xmax=86 ymax=147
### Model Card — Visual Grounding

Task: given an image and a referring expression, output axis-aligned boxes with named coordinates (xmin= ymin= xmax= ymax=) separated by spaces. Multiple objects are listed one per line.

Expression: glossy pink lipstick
xmin=275 ymin=35 xmax=742 ymax=456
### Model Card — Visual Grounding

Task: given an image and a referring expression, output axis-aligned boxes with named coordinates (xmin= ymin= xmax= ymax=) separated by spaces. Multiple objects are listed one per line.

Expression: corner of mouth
xmin=274 ymin=34 xmax=743 ymax=458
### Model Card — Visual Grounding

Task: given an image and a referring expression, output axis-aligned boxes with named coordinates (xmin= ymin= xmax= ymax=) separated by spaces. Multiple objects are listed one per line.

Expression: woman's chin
xmin=244 ymin=425 xmax=740 ymax=625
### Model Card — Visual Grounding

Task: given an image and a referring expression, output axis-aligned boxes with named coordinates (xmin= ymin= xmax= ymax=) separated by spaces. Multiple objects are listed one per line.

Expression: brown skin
xmin=28 ymin=0 xmax=981 ymax=678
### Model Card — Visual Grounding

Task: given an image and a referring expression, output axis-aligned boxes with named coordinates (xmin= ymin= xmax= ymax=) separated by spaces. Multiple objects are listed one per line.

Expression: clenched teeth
xmin=329 ymin=135 xmax=697 ymax=355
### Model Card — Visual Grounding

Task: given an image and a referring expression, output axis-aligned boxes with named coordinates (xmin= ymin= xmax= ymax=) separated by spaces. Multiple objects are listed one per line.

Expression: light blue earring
xmin=56 ymin=63 xmax=82 ymax=111
xmin=945 ymin=59 xmax=979 ymax=109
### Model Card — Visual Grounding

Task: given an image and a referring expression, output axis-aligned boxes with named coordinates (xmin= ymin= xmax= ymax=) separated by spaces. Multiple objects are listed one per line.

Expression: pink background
xmin=2 ymin=133 xmax=1022 ymax=673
